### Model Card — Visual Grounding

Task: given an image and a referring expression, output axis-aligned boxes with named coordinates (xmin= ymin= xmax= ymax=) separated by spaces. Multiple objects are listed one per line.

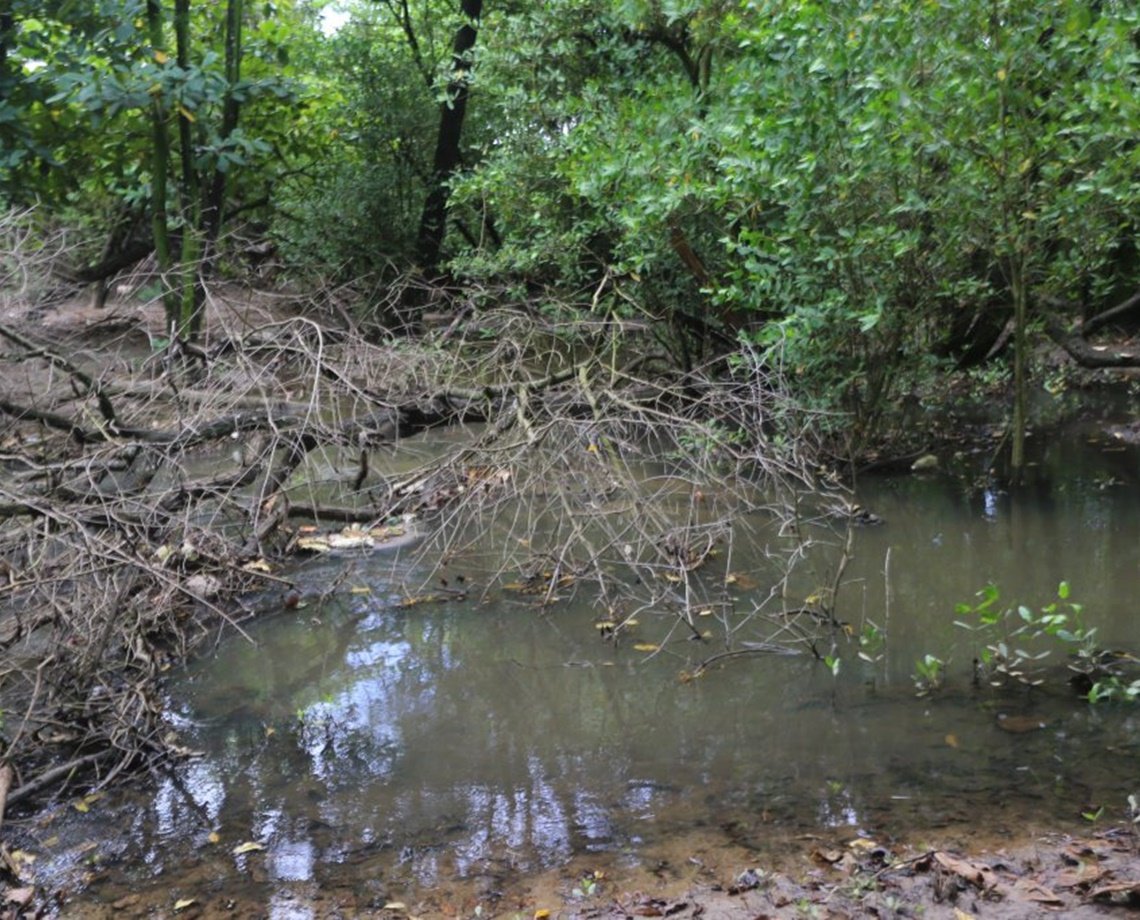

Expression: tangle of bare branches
xmin=0 ymin=209 xmax=859 ymax=812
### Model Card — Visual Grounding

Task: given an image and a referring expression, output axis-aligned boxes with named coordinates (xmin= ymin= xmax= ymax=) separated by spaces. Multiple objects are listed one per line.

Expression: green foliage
xmin=1087 ymin=674 xmax=1140 ymax=704
xmin=856 ymin=621 xmax=884 ymax=664
xmin=271 ymin=0 xmax=505 ymax=280
xmin=911 ymin=654 xmax=944 ymax=696
xmin=953 ymin=581 xmax=1099 ymax=689
xmin=447 ymin=0 xmax=1140 ymax=438
xmin=5 ymin=0 xmax=1139 ymax=399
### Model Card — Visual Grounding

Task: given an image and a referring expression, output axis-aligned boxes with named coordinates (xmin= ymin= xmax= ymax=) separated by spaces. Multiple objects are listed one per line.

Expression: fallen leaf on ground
xmin=231 ymin=841 xmax=265 ymax=855
xmin=1054 ymin=864 xmax=1105 ymax=889
xmin=1012 ymin=877 xmax=1063 ymax=905
xmin=1089 ymin=879 xmax=1140 ymax=902
xmin=934 ymin=851 xmax=1001 ymax=890
xmin=5 ymin=888 xmax=34 ymax=906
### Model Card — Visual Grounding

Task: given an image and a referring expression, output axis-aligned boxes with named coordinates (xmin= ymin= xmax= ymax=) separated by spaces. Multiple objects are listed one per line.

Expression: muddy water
xmin=32 ymin=421 xmax=1140 ymax=916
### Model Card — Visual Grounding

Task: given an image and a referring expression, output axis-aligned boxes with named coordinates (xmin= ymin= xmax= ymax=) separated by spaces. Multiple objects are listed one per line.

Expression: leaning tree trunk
xmin=415 ymin=0 xmax=482 ymax=275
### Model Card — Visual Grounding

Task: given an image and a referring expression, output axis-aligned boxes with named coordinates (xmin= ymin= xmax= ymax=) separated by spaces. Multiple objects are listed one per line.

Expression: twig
xmin=6 ymin=751 xmax=113 ymax=807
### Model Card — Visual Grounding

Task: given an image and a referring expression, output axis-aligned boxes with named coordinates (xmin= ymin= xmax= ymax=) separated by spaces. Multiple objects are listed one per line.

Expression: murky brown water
xmin=23 ymin=417 xmax=1140 ymax=917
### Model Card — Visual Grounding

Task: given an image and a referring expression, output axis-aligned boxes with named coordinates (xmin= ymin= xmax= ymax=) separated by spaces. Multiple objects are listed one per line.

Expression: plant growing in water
xmin=949 ymin=582 xmax=1139 ymax=701
xmin=912 ymin=654 xmax=944 ymax=696
xmin=954 ymin=582 xmax=1094 ymax=689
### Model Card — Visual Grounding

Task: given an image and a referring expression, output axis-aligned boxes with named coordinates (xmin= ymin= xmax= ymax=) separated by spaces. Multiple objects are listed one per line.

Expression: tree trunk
xmin=174 ymin=0 xmax=204 ymax=341
xmin=145 ymin=0 xmax=178 ymax=334
xmin=0 ymin=10 xmax=13 ymax=83
xmin=415 ymin=0 xmax=483 ymax=275
xmin=1010 ymin=257 xmax=1028 ymax=477
xmin=202 ymin=0 xmax=243 ymax=272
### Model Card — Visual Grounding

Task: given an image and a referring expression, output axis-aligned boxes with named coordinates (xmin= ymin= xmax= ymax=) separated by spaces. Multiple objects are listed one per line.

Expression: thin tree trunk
xmin=174 ymin=0 xmax=203 ymax=341
xmin=0 ymin=10 xmax=13 ymax=83
xmin=1010 ymin=256 xmax=1027 ymax=476
xmin=415 ymin=0 xmax=483 ymax=275
xmin=202 ymin=0 xmax=243 ymax=267
xmin=145 ymin=0 xmax=178 ymax=334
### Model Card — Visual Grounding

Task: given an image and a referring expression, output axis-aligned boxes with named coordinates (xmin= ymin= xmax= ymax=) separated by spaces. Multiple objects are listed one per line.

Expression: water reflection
xmin=45 ymin=425 xmax=1140 ymax=911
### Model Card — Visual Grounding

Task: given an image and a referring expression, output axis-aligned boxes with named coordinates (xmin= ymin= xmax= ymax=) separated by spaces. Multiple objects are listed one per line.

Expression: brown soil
xmin=37 ymin=823 xmax=1140 ymax=919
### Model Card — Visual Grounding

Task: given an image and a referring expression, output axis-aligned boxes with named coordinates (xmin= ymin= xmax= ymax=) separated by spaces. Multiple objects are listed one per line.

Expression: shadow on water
xmin=28 ymin=415 xmax=1140 ymax=914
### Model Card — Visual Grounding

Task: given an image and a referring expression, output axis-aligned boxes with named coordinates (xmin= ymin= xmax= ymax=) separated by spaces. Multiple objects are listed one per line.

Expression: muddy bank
xmin=40 ymin=822 xmax=1140 ymax=919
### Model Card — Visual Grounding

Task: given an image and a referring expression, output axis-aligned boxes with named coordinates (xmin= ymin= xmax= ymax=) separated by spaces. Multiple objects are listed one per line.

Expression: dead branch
xmin=0 ymin=763 xmax=12 ymax=834
xmin=5 ymin=752 xmax=114 ymax=808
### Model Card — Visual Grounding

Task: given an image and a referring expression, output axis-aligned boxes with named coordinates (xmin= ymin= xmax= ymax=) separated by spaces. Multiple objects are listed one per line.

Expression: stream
xmin=22 ymin=413 xmax=1140 ymax=917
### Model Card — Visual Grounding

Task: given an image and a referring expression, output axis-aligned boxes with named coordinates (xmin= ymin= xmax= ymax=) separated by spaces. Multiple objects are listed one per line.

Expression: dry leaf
xmin=1012 ymin=878 xmax=1063 ymax=905
xmin=383 ymin=903 xmax=408 ymax=912
xmin=232 ymin=841 xmax=265 ymax=855
xmin=1055 ymin=864 xmax=1105 ymax=889
xmin=1090 ymin=880 xmax=1140 ymax=901
xmin=5 ymin=888 xmax=34 ymax=907
xmin=933 ymin=852 xmax=1000 ymax=890
xmin=174 ymin=898 xmax=197 ymax=911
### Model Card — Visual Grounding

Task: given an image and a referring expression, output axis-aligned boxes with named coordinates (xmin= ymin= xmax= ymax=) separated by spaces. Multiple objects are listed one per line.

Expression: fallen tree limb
xmin=1039 ymin=288 xmax=1140 ymax=369
xmin=5 ymin=751 xmax=114 ymax=808
xmin=1043 ymin=316 xmax=1140 ymax=368
xmin=1074 ymin=287 xmax=1140 ymax=339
